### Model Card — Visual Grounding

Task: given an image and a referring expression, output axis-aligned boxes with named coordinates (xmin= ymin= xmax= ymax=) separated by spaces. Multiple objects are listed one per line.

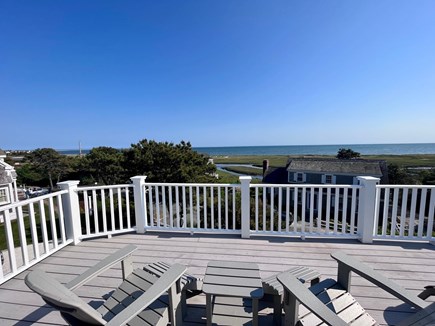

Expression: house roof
xmin=286 ymin=158 xmax=384 ymax=176
xmin=262 ymin=167 xmax=288 ymax=184
xmin=0 ymin=149 xmax=6 ymax=157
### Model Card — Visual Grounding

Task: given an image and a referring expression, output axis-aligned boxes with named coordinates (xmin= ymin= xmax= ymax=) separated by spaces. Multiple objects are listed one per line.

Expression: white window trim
xmin=293 ymin=172 xmax=306 ymax=183
xmin=0 ymin=187 xmax=10 ymax=205
xmin=322 ymin=174 xmax=336 ymax=184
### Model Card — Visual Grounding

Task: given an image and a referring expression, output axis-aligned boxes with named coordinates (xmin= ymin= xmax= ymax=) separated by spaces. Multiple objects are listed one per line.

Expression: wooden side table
xmin=203 ymin=261 xmax=264 ymax=326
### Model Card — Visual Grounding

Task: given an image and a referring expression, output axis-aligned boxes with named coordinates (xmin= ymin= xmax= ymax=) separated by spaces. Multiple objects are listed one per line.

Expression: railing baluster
xmin=225 ymin=187 xmax=228 ymax=230
xmin=417 ymin=189 xmax=427 ymax=238
xmin=325 ymin=187 xmax=331 ymax=232
xmin=83 ymin=190 xmax=91 ymax=235
xmin=169 ymin=186 xmax=173 ymax=227
xmin=342 ymin=188 xmax=348 ymax=234
xmin=101 ymin=189 xmax=107 ymax=233
xmin=232 ymin=186 xmax=236 ymax=230
xmin=110 ymin=188 xmax=116 ymax=230
xmin=56 ymin=194 xmax=66 ymax=243
xmin=301 ymin=188 xmax=306 ymax=233
xmin=48 ymin=197 xmax=58 ymax=248
xmin=399 ymin=188 xmax=408 ymax=236
xmin=317 ymin=188 xmax=323 ymax=233
xmin=39 ymin=199 xmax=49 ymax=253
xmin=175 ymin=186 xmax=180 ymax=228
xmin=426 ymin=188 xmax=435 ymax=239
xmin=391 ymin=188 xmax=399 ymax=236
xmin=28 ymin=202 xmax=40 ymax=260
xmin=125 ymin=187 xmax=131 ymax=229
xmin=333 ymin=188 xmax=339 ymax=234
xmin=189 ymin=186 xmax=194 ymax=228
xmin=255 ymin=187 xmax=259 ymax=232
xmin=194 ymin=186 xmax=199 ymax=228
xmin=204 ymin=186 xmax=208 ymax=229
xmin=278 ymin=188 xmax=282 ymax=232
xmin=211 ymin=186 xmax=214 ymax=230
xmin=182 ymin=186 xmax=187 ymax=228
xmin=4 ymin=210 xmax=17 ymax=272
xmin=408 ymin=188 xmax=418 ymax=237
xmin=92 ymin=190 xmax=99 ymax=234
xmin=285 ymin=187 xmax=290 ymax=233
xmin=293 ymin=187 xmax=298 ymax=232
xmin=155 ymin=186 xmax=160 ymax=228
xmin=381 ymin=188 xmax=390 ymax=236
xmin=162 ymin=186 xmax=167 ymax=227
xmin=350 ymin=187 xmax=357 ymax=235
xmin=217 ymin=186 xmax=221 ymax=229
xmin=16 ymin=204 xmax=29 ymax=265
xmin=309 ymin=187 xmax=314 ymax=233
xmin=263 ymin=186 xmax=266 ymax=231
xmin=270 ymin=187 xmax=274 ymax=232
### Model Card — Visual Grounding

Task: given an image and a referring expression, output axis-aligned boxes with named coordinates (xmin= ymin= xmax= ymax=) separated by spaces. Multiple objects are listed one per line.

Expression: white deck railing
xmin=142 ymin=182 xmax=241 ymax=233
xmin=374 ymin=185 xmax=435 ymax=241
xmin=250 ymin=184 xmax=361 ymax=238
xmin=0 ymin=190 xmax=72 ymax=284
xmin=1 ymin=175 xmax=434 ymax=285
xmin=75 ymin=184 xmax=135 ymax=239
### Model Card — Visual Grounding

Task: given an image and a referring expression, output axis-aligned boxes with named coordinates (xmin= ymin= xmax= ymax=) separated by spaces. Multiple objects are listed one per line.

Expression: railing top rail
xmin=0 ymin=190 xmax=68 ymax=212
xmin=76 ymin=184 xmax=134 ymax=192
xmin=144 ymin=182 xmax=239 ymax=187
xmin=376 ymin=184 xmax=435 ymax=189
xmin=252 ymin=183 xmax=362 ymax=189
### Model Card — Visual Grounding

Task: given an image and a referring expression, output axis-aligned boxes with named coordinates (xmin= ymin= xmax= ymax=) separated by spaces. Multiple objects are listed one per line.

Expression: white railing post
xmin=240 ymin=176 xmax=252 ymax=239
xmin=131 ymin=176 xmax=147 ymax=234
xmin=357 ymin=176 xmax=380 ymax=244
xmin=57 ymin=180 xmax=81 ymax=245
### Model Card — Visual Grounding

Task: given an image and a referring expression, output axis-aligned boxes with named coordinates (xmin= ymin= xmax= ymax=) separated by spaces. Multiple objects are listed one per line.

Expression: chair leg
xmin=272 ymin=294 xmax=282 ymax=326
xmin=418 ymin=286 xmax=435 ymax=300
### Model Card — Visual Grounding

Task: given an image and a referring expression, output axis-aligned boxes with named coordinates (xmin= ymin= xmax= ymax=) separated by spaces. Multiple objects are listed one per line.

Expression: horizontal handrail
xmin=76 ymin=184 xmax=133 ymax=191
xmin=0 ymin=190 xmax=68 ymax=212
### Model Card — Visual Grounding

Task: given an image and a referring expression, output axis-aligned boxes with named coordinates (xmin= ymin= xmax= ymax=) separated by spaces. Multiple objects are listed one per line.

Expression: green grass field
xmin=213 ymin=154 xmax=435 ymax=168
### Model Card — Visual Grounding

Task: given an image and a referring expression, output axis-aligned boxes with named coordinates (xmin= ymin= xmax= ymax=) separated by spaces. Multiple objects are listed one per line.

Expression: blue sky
xmin=1 ymin=1 xmax=435 ymax=149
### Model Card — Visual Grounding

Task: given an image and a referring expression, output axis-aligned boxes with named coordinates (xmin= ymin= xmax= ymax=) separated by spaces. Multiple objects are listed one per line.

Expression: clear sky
xmin=1 ymin=1 xmax=435 ymax=150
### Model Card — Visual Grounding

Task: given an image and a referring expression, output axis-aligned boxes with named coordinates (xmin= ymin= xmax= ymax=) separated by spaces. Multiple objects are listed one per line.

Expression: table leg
xmin=253 ymin=298 xmax=259 ymax=326
xmin=206 ymin=293 xmax=212 ymax=326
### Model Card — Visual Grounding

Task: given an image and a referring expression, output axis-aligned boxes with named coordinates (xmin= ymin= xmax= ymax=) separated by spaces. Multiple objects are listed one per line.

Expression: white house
xmin=0 ymin=149 xmax=18 ymax=223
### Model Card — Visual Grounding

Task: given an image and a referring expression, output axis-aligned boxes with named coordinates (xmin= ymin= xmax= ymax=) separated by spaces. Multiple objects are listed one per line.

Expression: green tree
xmin=123 ymin=139 xmax=216 ymax=183
xmin=387 ymin=163 xmax=417 ymax=184
xmin=84 ymin=146 xmax=125 ymax=185
xmin=336 ymin=148 xmax=361 ymax=159
xmin=28 ymin=148 xmax=69 ymax=189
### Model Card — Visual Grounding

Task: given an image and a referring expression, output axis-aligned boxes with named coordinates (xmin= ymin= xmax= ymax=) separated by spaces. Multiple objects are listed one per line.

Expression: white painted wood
xmin=417 ymin=189 xmax=427 ymax=238
xmin=56 ymin=194 xmax=66 ymax=244
xmin=391 ymin=188 xmax=399 ymax=236
xmin=83 ymin=190 xmax=91 ymax=235
xmin=326 ymin=187 xmax=331 ymax=232
xmin=317 ymin=188 xmax=323 ymax=233
xmin=426 ymin=189 xmax=435 ymax=240
xmin=100 ymin=189 xmax=107 ymax=233
xmin=232 ymin=186 xmax=236 ymax=230
xmin=190 ymin=186 xmax=194 ymax=229
xmin=162 ymin=186 xmax=167 ymax=227
xmin=211 ymin=186 xmax=214 ymax=230
xmin=309 ymin=187 xmax=314 ymax=233
xmin=125 ymin=186 xmax=131 ymax=229
xmin=4 ymin=209 xmax=17 ymax=273
xmin=334 ymin=187 xmax=339 ymax=234
xmin=263 ymin=186 xmax=267 ymax=232
xmin=301 ymin=187 xmax=306 ymax=233
xmin=38 ymin=199 xmax=49 ymax=254
xmin=28 ymin=203 xmax=40 ymax=260
xmin=168 ymin=186 xmax=173 ymax=228
xmin=342 ymin=188 xmax=348 ymax=234
xmin=381 ymin=188 xmax=390 ymax=236
xmin=225 ymin=187 xmax=228 ymax=230
xmin=92 ymin=190 xmax=99 ymax=234
xmin=350 ymin=187 xmax=357 ymax=235
xmin=357 ymin=177 xmax=379 ymax=243
xmin=286 ymin=187 xmax=290 ymax=233
xmin=293 ymin=187 xmax=298 ymax=233
xmin=48 ymin=197 xmax=58 ymax=248
xmin=270 ymin=187 xmax=274 ymax=231
xmin=409 ymin=188 xmax=418 ymax=237
xmin=240 ymin=176 xmax=252 ymax=238
xmin=399 ymin=188 xmax=409 ymax=237
xmin=278 ymin=187 xmax=282 ymax=232
xmin=16 ymin=205 xmax=29 ymax=265
xmin=196 ymin=186 xmax=200 ymax=228
xmin=182 ymin=186 xmax=187 ymax=228
xmin=204 ymin=186 xmax=207 ymax=229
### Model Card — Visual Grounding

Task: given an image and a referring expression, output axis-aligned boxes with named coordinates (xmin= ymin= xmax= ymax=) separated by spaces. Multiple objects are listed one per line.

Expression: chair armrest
xmin=106 ymin=263 xmax=187 ymax=326
xmin=277 ymin=272 xmax=348 ymax=326
xmin=66 ymin=245 xmax=137 ymax=290
xmin=418 ymin=286 xmax=435 ymax=300
xmin=331 ymin=252 xmax=429 ymax=310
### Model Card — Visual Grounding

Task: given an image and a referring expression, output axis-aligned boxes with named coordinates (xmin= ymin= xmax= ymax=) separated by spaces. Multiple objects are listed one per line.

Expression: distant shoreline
xmin=54 ymin=143 xmax=435 ymax=156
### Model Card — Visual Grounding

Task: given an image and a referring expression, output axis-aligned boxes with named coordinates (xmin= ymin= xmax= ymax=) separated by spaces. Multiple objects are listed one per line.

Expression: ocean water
xmin=58 ymin=143 xmax=435 ymax=156
xmin=194 ymin=143 xmax=435 ymax=156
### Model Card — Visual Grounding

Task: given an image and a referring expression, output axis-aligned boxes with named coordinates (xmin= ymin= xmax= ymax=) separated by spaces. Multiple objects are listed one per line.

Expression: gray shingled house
xmin=0 ymin=149 xmax=18 ymax=223
xmin=262 ymin=158 xmax=388 ymax=227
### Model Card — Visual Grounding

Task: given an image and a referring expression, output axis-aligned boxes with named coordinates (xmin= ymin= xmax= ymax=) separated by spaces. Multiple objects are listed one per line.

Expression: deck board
xmin=0 ymin=232 xmax=434 ymax=325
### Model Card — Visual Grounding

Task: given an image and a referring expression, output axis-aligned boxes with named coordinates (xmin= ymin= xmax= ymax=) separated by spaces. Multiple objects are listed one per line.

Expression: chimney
xmin=262 ymin=159 xmax=269 ymax=177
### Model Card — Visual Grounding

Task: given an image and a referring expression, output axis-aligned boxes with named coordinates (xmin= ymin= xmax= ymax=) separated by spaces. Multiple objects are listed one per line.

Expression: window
xmin=0 ymin=187 xmax=9 ymax=205
xmin=293 ymin=172 xmax=306 ymax=183
xmin=322 ymin=174 xmax=336 ymax=184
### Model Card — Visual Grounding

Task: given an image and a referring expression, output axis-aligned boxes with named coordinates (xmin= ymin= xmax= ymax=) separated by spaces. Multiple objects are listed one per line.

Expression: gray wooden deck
xmin=1 ymin=232 xmax=434 ymax=325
